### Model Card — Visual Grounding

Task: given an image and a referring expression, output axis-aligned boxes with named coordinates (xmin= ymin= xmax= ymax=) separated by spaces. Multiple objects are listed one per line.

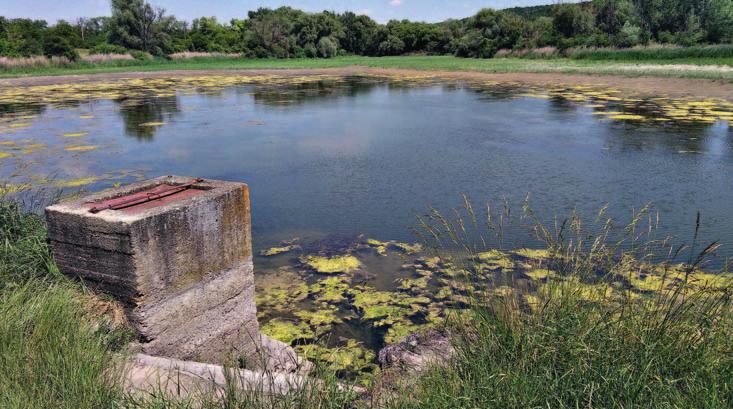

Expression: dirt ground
xmin=2 ymin=67 xmax=733 ymax=100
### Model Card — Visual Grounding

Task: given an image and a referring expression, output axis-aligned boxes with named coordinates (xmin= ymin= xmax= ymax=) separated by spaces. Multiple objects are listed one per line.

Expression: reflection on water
xmin=117 ymin=96 xmax=180 ymax=141
xmin=2 ymin=74 xmax=732 ymax=376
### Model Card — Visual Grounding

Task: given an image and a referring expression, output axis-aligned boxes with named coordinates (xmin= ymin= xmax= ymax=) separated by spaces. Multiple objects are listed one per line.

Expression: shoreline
xmin=2 ymin=66 xmax=733 ymax=100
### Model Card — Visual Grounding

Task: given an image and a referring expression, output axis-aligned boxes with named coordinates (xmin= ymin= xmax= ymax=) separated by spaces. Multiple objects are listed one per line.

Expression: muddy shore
xmin=2 ymin=66 xmax=733 ymax=100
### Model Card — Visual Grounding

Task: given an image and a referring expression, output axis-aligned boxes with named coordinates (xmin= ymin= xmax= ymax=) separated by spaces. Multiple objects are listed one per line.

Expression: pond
xmin=1 ymin=74 xmax=732 ymax=378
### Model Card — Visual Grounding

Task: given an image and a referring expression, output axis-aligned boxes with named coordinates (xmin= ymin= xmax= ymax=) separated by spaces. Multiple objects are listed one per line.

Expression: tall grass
xmin=0 ymin=198 xmax=125 ymax=408
xmin=0 ymin=200 xmax=58 ymax=288
xmin=0 ymin=280 xmax=125 ymax=409
xmin=392 ymin=200 xmax=733 ymax=408
xmin=570 ymin=44 xmax=733 ymax=60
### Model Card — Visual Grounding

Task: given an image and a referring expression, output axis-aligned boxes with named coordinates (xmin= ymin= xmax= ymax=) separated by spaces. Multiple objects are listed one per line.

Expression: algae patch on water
xmin=64 ymin=145 xmax=98 ymax=152
xmin=303 ymin=255 xmax=361 ymax=274
xmin=63 ymin=132 xmax=89 ymax=138
xmin=260 ymin=318 xmax=315 ymax=344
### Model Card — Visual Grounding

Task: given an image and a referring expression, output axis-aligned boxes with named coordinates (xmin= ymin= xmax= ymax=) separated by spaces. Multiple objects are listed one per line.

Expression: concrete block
xmin=45 ymin=176 xmax=260 ymax=363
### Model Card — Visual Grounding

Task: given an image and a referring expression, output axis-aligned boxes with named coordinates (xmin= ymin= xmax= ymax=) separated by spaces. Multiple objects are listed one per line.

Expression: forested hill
xmin=1 ymin=0 xmax=732 ymax=62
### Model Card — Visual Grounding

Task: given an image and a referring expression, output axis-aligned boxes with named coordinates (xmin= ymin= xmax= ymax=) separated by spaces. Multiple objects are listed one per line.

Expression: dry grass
xmin=82 ymin=54 xmax=135 ymax=63
xmin=0 ymin=56 xmax=50 ymax=70
xmin=169 ymin=52 xmax=243 ymax=60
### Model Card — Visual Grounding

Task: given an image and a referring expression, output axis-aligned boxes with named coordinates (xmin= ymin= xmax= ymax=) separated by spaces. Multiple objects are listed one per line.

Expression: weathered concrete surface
xmin=45 ymin=176 xmax=261 ymax=364
xmin=125 ymin=353 xmax=310 ymax=402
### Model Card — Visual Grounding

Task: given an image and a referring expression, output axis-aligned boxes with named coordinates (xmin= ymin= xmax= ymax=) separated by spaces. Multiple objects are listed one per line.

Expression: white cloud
xmin=355 ymin=8 xmax=372 ymax=16
xmin=389 ymin=0 xmax=404 ymax=6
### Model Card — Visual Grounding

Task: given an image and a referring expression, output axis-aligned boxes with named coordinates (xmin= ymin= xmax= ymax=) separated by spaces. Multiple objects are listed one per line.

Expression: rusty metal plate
xmin=86 ymin=178 xmax=205 ymax=214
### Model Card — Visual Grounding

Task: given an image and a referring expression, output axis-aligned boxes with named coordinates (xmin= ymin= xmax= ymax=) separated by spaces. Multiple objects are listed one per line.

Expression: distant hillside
xmin=502 ymin=2 xmax=592 ymax=20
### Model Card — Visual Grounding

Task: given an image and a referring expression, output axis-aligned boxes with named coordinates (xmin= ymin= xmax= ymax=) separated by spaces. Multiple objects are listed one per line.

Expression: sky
xmin=2 ymin=0 xmax=568 ymax=24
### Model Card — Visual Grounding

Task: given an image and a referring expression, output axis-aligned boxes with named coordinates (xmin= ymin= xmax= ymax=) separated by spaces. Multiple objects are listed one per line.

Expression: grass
xmin=387 ymin=201 xmax=733 ymax=408
xmin=0 ymin=199 xmax=124 ymax=408
xmin=0 ymin=280 xmax=124 ymax=409
xmin=571 ymin=44 xmax=733 ymax=60
xmin=0 ymin=55 xmax=732 ymax=81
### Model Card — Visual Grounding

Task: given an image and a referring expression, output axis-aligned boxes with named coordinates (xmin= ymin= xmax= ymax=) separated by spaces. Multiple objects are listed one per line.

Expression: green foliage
xmin=42 ymin=35 xmax=79 ymax=60
xmin=0 ymin=281 xmax=123 ymax=409
xmin=317 ymin=36 xmax=338 ymax=58
xmin=0 ymin=201 xmax=57 ymax=288
xmin=378 ymin=35 xmax=405 ymax=56
xmin=109 ymin=0 xmax=172 ymax=55
xmin=128 ymin=49 xmax=149 ymax=60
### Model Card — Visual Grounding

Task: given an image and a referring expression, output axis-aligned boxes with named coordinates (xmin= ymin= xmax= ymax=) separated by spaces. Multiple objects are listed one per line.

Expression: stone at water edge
xmin=378 ymin=328 xmax=455 ymax=374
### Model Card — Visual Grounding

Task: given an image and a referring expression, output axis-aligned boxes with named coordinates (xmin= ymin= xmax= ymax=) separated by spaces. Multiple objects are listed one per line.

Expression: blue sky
xmin=4 ymin=1 xmax=568 ymax=24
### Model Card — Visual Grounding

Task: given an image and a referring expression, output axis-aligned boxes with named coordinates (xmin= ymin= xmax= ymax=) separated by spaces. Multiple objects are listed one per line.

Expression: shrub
xmin=304 ymin=43 xmax=318 ymax=58
xmin=42 ymin=35 xmax=78 ymax=61
xmin=317 ymin=37 xmax=338 ymax=58
xmin=90 ymin=43 xmax=128 ymax=55
xmin=616 ymin=22 xmax=641 ymax=47
xmin=128 ymin=50 xmax=151 ymax=60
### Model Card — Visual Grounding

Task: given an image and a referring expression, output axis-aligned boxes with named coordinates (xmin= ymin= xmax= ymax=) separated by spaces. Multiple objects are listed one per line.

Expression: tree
xmin=594 ymin=0 xmax=637 ymax=35
xmin=339 ymin=12 xmax=378 ymax=55
xmin=377 ymin=34 xmax=404 ymax=56
xmin=702 ymin=0 xmax=733 ymax=43
xmin=109 ymin=0 xmax=172 ymax=55
xmin=317 ymin=36 xmax=338 ymax=58
xmin=553 ymin=4 xmax=595 ymax=38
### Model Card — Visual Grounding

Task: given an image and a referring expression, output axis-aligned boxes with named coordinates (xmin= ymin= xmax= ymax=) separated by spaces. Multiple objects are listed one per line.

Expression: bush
xmin=616 ymin=22 xmax=641 ymax=47
xmin=90 ymin=43 xmax=128 ymax=55
xmin=42 ymin=35 xmax=78 ymax=61
xmin=317 ymin=37 xmax=338 ymax=58
xmin=304 ymin=42 xmax=318 ymax=58
xmin=128 ymin=50 xmax=150 ymax=60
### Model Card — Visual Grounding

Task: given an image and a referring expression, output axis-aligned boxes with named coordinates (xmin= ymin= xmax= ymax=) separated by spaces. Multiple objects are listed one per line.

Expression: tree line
xmin=1 ymin=0 xmax=732 ymax=60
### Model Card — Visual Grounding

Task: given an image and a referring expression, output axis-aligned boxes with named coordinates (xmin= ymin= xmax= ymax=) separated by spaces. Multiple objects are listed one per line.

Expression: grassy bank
xmin=1 ymin=55 xmax=732 ymax=81
xmin=1 ymin=195 xmax=732 ymax=408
